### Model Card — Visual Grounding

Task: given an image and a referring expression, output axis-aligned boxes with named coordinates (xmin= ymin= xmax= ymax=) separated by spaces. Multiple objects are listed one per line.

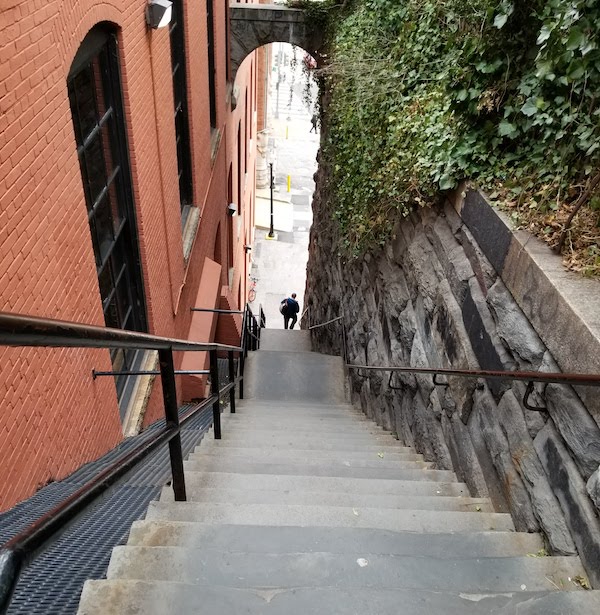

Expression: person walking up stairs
xmin=78 ymin=330 xmax=600 ymax=613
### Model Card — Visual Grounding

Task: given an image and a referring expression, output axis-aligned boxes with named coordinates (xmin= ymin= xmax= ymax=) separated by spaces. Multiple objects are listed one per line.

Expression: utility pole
xmin=268 ymin=162 xmax=274 ymax=238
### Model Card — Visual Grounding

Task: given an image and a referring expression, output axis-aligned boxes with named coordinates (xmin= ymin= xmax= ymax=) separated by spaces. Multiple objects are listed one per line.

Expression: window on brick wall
xmin=68 ymin=26 xmax=147 ymax=407
xmin=245 ymin=88 xmax=248 ymax=174
xmin=228 ymin=163 xmax=234 ymax=274
xmin=170 ymin=0 xmax=194 ymax=218
xmin=237 ymin=122 xmax=242 ymax=214
xmin=207 ymin=0 xmax=217 ymax=128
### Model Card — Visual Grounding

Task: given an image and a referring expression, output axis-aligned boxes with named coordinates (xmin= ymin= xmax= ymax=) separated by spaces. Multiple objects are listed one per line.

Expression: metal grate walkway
xmin=1 ymin=403 xmax=214 ymax=614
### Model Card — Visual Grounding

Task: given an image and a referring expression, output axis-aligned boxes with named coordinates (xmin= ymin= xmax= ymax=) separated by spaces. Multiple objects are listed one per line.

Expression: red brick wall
xmin=0 ymin=0 xmax=258 ymax=510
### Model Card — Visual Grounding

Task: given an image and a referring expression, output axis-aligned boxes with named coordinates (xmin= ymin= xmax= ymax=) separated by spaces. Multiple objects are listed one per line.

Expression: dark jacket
xmin=282 ymin=297 xmax=300 ymax=315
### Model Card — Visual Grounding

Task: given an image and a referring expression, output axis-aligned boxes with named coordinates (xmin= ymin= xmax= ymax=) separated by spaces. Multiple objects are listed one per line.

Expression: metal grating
xmin=3 ymin=402 xmax=215 ymax=614
xmin=7 ymin=486 xmax=159 ymax=615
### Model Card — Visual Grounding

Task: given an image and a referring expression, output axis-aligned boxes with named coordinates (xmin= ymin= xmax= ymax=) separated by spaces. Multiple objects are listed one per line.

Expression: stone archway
xmin=230 ymin=4 xmax=324 ymax=83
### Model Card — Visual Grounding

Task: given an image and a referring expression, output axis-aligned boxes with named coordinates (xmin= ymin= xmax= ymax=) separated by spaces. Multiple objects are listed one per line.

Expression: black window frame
xmin=68 ymin=25 xmax=148 ymax=408
xmin=170 ymin=0 xmax=194 ymax=211
xmin=206 ymin=0 xmax=217 ymax=129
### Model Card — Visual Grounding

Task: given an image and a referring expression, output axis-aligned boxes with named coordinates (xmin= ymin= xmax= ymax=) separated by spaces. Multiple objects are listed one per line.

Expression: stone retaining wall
xmin=305 ymin=181 xmax=600 ymax=585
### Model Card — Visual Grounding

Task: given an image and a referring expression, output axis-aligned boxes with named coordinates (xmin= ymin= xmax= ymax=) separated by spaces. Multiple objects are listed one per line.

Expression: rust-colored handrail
xmin=346 ymin=363 xmax=600 ymax=388
xmin=306 ymin=311 xmax=600 ymax=410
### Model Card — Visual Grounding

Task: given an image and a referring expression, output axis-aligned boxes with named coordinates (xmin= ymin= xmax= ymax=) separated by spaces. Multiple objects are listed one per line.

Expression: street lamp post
xmin=268 ymin=162 xmax=275 ymax=238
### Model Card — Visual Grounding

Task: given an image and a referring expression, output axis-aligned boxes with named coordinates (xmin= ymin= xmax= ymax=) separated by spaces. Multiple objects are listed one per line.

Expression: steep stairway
xmin=78 ymin=329 xmax=600 ymax=613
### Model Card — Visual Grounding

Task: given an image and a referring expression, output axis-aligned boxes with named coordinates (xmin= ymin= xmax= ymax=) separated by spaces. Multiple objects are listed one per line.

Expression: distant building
xmin=0 ymin=0 xmax=259 ymax=510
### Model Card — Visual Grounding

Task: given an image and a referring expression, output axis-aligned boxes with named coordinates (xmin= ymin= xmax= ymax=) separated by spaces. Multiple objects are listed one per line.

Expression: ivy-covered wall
xmin=316 ymin=0 xmax=600 ymax=272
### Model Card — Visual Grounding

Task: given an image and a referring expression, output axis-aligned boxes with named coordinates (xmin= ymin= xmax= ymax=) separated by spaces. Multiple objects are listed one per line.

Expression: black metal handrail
xmin=0 ymin=312 xmax=241 ymax=352
xmin=0 ymin=306 xmax=261 ymax=612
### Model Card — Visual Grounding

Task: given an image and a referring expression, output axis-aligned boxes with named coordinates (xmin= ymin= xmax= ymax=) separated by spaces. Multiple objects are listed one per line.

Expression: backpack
xmin=279 ymin=299 xmax=288 ymax=314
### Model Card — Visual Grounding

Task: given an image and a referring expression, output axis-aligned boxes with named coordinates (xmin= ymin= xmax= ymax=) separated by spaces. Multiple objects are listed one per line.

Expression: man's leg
xmin=290 ymin=314 xmax=297 ymax=329
xmin=284 ymin=315 xmax=290 ymax=329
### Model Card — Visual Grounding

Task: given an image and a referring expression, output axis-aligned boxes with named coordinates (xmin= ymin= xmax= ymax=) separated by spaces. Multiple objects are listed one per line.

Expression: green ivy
xmin=314 ymin=0 xmax=600 ymax=258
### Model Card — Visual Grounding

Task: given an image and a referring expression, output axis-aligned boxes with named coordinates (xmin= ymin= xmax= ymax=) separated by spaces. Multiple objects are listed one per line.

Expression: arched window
xmin=68 ymin=25 xmax=147 ymax=405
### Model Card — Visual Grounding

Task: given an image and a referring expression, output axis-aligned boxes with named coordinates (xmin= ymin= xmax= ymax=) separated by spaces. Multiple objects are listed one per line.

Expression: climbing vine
xmin=297 ymin=0 xmax=600 ymax=273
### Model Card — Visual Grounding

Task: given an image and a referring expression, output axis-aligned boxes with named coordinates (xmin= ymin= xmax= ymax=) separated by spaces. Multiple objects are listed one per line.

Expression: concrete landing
xmin=258 ymin=328 xmax=311 ymax=352
xmin=244 ymin=350 xmax=345 ymax=403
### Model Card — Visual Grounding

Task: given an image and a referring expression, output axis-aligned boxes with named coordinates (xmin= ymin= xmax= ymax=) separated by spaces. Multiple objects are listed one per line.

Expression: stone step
xmin=234 ymin=405 xmax=367 ymax=416
xmin=237 ymin=399 xmax=357 ymax=410
xmin=209 ymin=434 xmax=405 ymax=450
xmin=159 ymin=486 xmax=493 ymax=511
xmin=230 ymin=402 xmax=366 ymax=413
xmin=198 ymin=439 xmax=412 ymax=453
xmin=211 ymin=427 xmax=399 ymax=442
xmin=187 ymin=452 xmax=432 ymax=471
xmin=78 ymin=581 xmax=600 ymax=615
xmin=169 ymin=471 xmax=470 ymax=496
xmin=214 ymin=423 xmax=390 ymax=436
xmin=126 ymin=521 xmax=542 ymax=558
xmin=104 ymin=546 xmax=584 ymax=593
xmin=236 ymin=403 xmax=365 ymax=417
xmin=145 ymin=502 xmax=515 ymax=532
xmin=219 ymin=417 xmax=386 ymax=432
xmin=192 ymin=445 xmax=424 ymax=462
xmin=182 ymin=459 xmax=454 ymax=481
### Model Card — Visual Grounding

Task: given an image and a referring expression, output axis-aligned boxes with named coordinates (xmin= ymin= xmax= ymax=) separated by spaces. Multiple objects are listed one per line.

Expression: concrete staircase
xmin=78 ymin=330 xmax=600 ymax=613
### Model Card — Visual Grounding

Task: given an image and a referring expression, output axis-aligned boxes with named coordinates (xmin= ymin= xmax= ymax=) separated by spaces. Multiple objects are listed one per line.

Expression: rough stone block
xmin=486 ymin=279 xmax=546 ymax=369
xmin=443 ymin=199 xmax=464 ymax=235
xmin=458 ymin=225 xmax=498 ymax=292
xmin=392 ymin=391 xmax=416 ymax=448
xmin=432 ymin=281 xmax=478 ymax=422
xmin=410 ymin=391 xmax=452 ymax=469
xmin=496 ymin=390 xmax=575 ymax=554
xmin=509 ymin=380 xmax=548 ymax=439
xmin=545 ymin=383 xmax=600 ymax=479
xmin=461 ymin=278 xmax=514 ymax=397
xmin=395 ymin=300 xmax=417 ymax=352
xmin=534 ymin=422 xmax=600 ymax=587
xmin=427 ymin=214 xmax=475 ymax=306
xmin=586 ymin=465 xmax=600 ymax=511
xmin=404 ymin=234 xmax=442 ymax=315
xmin=410 ymin=328 xmax=435 ymax=401
xmin=378 ymin=258 xmax=411 ymax=318
xmin=390 ymin=217 xmax=414 ymax=263
xmin=474 ymin=388 xmax=539 ymax=533
xmin=441 ymin=412 xmax=491 ymax=500
xmin=466 ymin=403 xmax=513 ymax=512
xmin=414 ymin=298 xmax=444 ymax=377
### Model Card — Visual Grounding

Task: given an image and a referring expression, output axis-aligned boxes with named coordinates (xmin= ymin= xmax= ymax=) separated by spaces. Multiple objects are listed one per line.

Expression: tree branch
xmin=554 ymin=171 xmax=600 ymax=254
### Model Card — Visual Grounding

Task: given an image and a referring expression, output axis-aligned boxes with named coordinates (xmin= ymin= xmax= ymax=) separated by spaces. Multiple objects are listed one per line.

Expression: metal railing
xmin=0 ymin=305 xmax=264 ymax=612
xmin=305 ymin=311 xmax=600 ymax=411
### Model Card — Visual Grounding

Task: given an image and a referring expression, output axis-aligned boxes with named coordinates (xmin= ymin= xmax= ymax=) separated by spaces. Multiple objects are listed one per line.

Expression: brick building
xmin=0 ymin=0 xmax=260 ymax=510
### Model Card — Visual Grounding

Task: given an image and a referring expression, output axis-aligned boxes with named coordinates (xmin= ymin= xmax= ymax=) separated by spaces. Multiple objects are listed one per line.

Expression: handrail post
xmin=242 ymin=308 xmax=249 ymax=360
xmin=239 ymin=348 xmax=245 ymax=399
xmin=252 ymin=317 xmax=258 ymax=351
xmin=209 ymin=349 xmax=221 ymax=439
xmin=158 ymin=347 xmax=186 ymax=502
xmin=228 ymin=350 xmax=236 ymax=413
